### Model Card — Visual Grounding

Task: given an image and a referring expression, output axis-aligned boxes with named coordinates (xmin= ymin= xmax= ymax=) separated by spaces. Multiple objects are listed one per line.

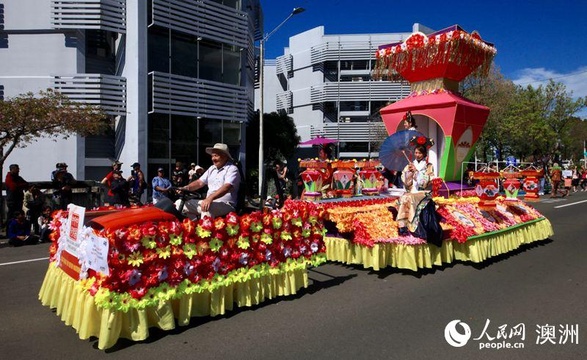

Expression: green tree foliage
xmin=0 ymin=89 xmax=109 ymax=166
xmin=245 ymin=111 xmax=301 ymax=191
xmin=462 ymin=67 xmax=517 ymax=162
xmin=462 ymin=68 xmax=587 ymax=163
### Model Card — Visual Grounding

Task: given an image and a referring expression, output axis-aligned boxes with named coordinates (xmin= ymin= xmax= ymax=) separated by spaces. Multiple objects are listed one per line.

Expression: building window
xmin=148 ymin=27 xmax=170 ymax=73
xmin=223 ymin=44 xmax=242 ymax=86
xmin=200 ymin=40 xmax=223 ymax=82
xmin=171 ymin=31 xmax=199 ymax=78
xmin=209 ymin=0 xmax=241 ymax=10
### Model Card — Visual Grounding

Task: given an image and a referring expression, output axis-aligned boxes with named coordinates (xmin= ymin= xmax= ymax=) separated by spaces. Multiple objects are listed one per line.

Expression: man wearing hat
xmin=52 ymin=163 xmax=76 ymax=210
xmin=178 ymin=143 xmax=240 ymax=219
xmin=128 ymin=162 xmax=146 ymax=204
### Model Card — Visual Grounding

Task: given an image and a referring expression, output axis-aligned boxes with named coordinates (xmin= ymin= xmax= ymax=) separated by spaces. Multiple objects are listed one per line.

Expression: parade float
xmin=38 ymin=202 xmax=326 ymax=349
xmin=303 ymin=25 xmax=553 ymax=271
xmin=39 ymin=24 xmax=554 ymax=350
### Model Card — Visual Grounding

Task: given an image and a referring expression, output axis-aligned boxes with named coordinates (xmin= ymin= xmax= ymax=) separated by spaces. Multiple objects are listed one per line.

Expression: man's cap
xmin=205 ymin=143 xmax=233 ymax=161
xmin=113 ymin=160 xmax=123 ymax=166
xmin=191 ymin=162 xmax=196 ymax=166
xmin=195 ymin=165 xmax=204 ymax=171
xmin=131 ymin=162 xmax=140 ymax=168
xmin=157 ymin=167 xmax=165 ymax=172
xmin=57 ymin=162 xmax=68 ymax=168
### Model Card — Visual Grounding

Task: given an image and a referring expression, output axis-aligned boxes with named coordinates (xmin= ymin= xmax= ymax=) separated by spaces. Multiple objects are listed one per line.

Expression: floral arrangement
xmin=48 ymin=200 xmax=327 ymax=311
xmin=374 ymin=27 xmax=496 ymax=82
xmin=323 ymin=198 xmax=430 ymax=246
xmin=435 ymin=197 xmax=544 ymax=243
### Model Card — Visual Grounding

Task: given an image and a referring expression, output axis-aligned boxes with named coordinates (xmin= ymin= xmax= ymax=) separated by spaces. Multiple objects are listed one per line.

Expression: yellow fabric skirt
xmin=325 ymin=218 xmax=554 ymax=271
xmin=39 ymin=264 xmax=309 ymax=350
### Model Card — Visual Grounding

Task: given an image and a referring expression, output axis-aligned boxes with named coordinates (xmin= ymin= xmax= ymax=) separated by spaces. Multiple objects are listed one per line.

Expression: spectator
xmin=38 ymin=205 xmax=53 ymax=243
xmin=52 ymin=163 xmax=76 ymax=210
xmin=5 ymin=164 xmax=29 ymax=221
xmin=177 ymin=143 xmax=240 ymax=219
xmin=23 ymin=184 xmax=45 ymax=235
xmin=172 ymin=161 xmax=189 ymax=187
xmin=549 ymin=163 xmax=564 ymax=198
xmin=7 ymin=210 xmax=39 ymax=246
xmin=128 ymin=162 xmax=147 ymax=205
xmin=152 ymin=167 xmax=172 ymax=205
xmin=107 ymin=170 xmax=129 ymax=206
xmin=188 ymin=163 xmax=205 ymax=182
xmin=101 ymin=160 xmax=123 ymax=204
xmin=580 ymin=168 xmax=587 ymax=191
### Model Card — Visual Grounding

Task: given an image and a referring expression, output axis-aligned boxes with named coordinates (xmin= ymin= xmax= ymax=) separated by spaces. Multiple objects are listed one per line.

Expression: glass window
xmin=340 ymin=60 xmax=369 ymax=70
xmin=209 ymin=0 xmax=241 ymax=9
xmin=223 ymin=44 xmax=242 ymax=85
xmin=148 ymin=27 xmax=170 ymax=73
xmin=200 ymin=40 xmax=223 ymax=82
xmin=171 ymin=115 xmax=198 ymax=166
xmin=171 ymin=31 xmax=198 ymax=78
xmin=148 ymin=113 xmax=170 ymax=159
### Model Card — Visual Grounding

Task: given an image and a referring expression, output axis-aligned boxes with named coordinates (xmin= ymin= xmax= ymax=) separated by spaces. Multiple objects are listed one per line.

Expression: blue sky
xmin=260 ymin=0 xmax=587 ymax=116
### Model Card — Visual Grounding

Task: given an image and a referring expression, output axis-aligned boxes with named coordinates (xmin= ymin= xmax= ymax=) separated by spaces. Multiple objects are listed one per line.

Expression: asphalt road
xmin=0 ymin=194 xmax=585 ymax=360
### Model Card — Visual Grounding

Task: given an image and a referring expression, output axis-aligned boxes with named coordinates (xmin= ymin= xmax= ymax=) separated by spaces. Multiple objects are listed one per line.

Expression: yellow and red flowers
xmin=49 ymin=201 xmax=327 ymax=311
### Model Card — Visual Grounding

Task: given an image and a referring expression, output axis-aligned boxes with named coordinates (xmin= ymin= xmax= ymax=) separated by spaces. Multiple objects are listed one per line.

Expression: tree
xmin=462 ymin=68 xmax=587 ymax=164
xmin=245 ymin=111 xmax=301 ymax=193
xmin=0 ymin=89 xmax=109 ymax=167
xmin=462 ymin=66 xmax=518 ymax=162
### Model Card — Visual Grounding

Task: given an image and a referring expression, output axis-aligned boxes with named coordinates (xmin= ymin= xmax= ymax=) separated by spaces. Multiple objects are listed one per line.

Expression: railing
xmin=275 ymin=54 xmax=292 ymax=76
xmin=51 ymin=0 xmax=127 ymax=33
xmin=149 ymin=71 xmax=248 ymax=121
xmin=150 ymin=0 xmax=248 ymax=49
xmin=310 ymin=81 xmax=408 ymax=103
xmin=52 ymin=74 xmax=127 ymax=116
xmin=1 ymin=180 xmax=105 ymax=226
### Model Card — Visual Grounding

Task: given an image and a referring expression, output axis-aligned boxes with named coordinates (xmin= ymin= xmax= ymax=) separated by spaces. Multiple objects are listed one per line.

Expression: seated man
xmin=177 ymin=143 xmax=240 ymax=219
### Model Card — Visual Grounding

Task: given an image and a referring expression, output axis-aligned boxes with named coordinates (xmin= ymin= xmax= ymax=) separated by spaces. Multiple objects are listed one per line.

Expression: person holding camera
xmin=128 ymin=162 xmax=147 ymax=205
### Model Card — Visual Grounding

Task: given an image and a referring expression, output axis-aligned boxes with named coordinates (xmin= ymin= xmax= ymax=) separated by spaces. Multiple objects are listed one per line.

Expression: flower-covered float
xmin=38 ymin=201 xmax=326 ymax=350
xmin=321 ymin=194 xmax=552 ymax=271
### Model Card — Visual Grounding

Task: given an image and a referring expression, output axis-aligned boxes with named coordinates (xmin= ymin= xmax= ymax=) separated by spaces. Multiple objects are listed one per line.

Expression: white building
xmin=258 ymin=24 xmax=433 ymax=159
xmin=0 ymin=0 xmax=262 ymax=182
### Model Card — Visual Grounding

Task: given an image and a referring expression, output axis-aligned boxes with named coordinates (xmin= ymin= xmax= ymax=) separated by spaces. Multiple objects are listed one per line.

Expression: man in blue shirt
xmin=151 ymin=168 xmax=172 ymax=204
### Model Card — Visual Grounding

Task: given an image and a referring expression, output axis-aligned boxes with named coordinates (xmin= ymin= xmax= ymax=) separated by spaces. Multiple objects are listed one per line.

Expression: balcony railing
xmin=310 ymin=81 xmax=409 ymax=103
xmin=149 ymin=71 xmax=248 ymax=122
xmin=51 ymin=0 xmax=126 ymax=33
xmin=151 ymin=0 xmax=248 ymax=49
xmin=275 ymin=91 xmax=292 ymax=112
xmin=52 ymin=74 xmax=126 ymax=116
xmin=313 ymin=121 xmax=387 ymax=143
xmin=275 ymin=54 xmax=292 ymax=76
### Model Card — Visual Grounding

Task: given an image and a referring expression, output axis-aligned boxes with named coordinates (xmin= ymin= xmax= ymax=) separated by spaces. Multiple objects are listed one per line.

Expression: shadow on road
xmin=331 ymin=238 xmax=554 ymax=280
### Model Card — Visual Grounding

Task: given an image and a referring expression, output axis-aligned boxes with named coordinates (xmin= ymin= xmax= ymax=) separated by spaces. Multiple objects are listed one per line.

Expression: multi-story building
xmin=259 ymin=24 xmax=432 ymax=159
xmin=0 ymin=0 xmax=262 ymax=182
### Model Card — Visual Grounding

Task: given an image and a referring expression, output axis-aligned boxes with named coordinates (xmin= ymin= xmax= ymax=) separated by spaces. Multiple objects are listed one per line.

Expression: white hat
xmin=195 ymin=165 xmax=204 ymax=171
xmin=205 ymin=143 xmax=233 ymax=161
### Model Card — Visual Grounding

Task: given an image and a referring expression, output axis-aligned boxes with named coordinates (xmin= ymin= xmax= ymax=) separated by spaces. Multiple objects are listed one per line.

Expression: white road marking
xmin=0 ymin=257 xmax=49 ymax=266
xmin=554 ymin=199 xmax=587 ymax=208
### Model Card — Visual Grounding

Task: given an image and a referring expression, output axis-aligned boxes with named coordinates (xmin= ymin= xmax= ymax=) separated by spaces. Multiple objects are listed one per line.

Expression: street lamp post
xmin=258 ymin=7 xmax=305 ymax=198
